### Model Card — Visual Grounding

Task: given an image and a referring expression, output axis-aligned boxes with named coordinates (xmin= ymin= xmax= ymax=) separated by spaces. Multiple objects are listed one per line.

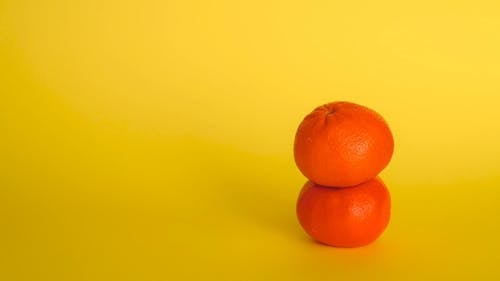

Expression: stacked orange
xmin=294 ymin=101 xmax=394 ymax=247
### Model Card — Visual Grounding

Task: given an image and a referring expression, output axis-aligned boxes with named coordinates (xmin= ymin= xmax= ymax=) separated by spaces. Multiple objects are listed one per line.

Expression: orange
xmin=296 ymin=177 xmax=391 ymax=247
xmin=294 ymin=101 xmax=394 ymax=187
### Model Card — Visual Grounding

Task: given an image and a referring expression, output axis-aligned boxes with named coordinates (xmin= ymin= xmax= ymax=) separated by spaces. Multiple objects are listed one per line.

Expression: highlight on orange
xmin=294 ymin=101 xmax=394 ymax=187
xmin=296 ymin=178 xmax=391 ymax=248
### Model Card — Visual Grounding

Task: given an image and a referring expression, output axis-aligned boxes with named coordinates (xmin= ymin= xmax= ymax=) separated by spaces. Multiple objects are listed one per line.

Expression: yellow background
xmin=1 ymin=0 xmax=500 ymax=280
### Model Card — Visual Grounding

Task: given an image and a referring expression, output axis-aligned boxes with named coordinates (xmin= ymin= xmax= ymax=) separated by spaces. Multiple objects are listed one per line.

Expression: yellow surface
xmin=1 ymin=0 xmax=500 ymax=280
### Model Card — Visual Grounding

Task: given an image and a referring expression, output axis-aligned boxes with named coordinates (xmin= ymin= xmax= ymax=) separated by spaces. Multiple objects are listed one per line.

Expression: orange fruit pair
xmin=294 ymin=101 xmax=394 ymax=247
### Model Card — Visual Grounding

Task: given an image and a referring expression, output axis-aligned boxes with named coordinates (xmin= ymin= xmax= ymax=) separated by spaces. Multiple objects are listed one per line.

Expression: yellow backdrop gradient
xmin=1 ymin=0 xmax=500 ymax=280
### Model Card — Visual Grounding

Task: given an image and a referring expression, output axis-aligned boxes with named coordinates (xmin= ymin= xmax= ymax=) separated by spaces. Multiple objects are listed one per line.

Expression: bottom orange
xmin=296 ymin=178 xmax=391 ymax=247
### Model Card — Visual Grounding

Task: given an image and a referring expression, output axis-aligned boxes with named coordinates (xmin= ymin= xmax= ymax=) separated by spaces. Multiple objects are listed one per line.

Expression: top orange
xmin=294 ymin=101 xmax=394 ymax=187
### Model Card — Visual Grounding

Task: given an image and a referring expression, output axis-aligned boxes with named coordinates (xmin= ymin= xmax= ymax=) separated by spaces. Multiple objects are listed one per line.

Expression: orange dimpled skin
xmin=294 ymin=101 xmax=394 ymax=187
xmin=296 ymin=178 xmax=391 ymax=247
